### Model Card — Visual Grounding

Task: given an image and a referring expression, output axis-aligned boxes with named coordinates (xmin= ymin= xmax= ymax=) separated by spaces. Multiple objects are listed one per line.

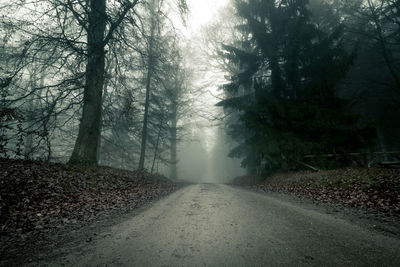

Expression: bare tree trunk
xmin=25 ymin=69 xmax=45 ymax=159
xmin=138 ymin=0 xmax=156 ymax=170
xmin=24 ymin=99 xmax=33 ymax=159
xmin=138 ymin=55 xmax=153 ymax=169
xmin=169 ymin=106 xmax=178 ymax=180
xmin=69 ymin=0 xmax=106 ymax=166
xmin=97 ymin=61 xmax=112 ymax=165
xmin=151 ymin=119 xmax=163 ymax=173
xmin=377 ymin=127 xmax=389 ymax=161
xmin=24 ymin=76 xmax=36 ymax=159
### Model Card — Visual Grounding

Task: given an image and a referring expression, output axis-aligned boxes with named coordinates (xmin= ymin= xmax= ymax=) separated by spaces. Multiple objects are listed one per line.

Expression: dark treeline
xmin=0 ymin=0 xmax=192 ymax=178
xmin=217 ymin=0 xmax=400 ymax=174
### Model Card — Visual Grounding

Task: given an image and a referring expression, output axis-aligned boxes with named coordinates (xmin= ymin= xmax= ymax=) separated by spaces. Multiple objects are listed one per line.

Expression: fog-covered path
xmin=43 ymin=184 xmax=399 ymax=266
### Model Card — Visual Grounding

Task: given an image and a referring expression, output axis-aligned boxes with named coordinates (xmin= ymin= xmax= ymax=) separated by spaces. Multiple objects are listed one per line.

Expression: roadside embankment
xmin=0 ymin=158 xmax=181 ymax=235
xmin=232 ymin=168 xmax=400 ymax=216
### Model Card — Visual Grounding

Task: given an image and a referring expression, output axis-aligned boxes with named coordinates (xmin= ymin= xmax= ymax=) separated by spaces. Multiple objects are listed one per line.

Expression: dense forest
xmin=1 ymin=0 xmax=399 ymax=178
xmin=213 ymin=0 xmax=400 ymax=174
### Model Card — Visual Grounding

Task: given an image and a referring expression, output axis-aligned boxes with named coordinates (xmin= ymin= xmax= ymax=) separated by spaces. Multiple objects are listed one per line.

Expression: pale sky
xmin=188 ymin=0 xmax=229 ymax=27
xmin=184 ymin=0 xmax=229 ymax=34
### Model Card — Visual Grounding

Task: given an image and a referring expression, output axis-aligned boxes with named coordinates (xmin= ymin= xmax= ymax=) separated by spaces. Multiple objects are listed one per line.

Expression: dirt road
xmin=38 ymin=184 xmax=400 ymax=266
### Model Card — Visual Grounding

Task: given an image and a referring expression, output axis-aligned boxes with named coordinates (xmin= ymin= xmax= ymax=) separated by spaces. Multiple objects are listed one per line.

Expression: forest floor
xmin=233 ymin=167 xmax=400 ymax=218
xmin=0 ymin=158 xmax=184 ymax=265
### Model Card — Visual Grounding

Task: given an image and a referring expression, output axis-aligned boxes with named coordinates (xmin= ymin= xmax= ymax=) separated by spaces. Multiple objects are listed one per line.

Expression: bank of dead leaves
xmin=0 ymin=158 xmax=178 ymax=235
xmin=251 ymin=168 xmax=400 ymax=216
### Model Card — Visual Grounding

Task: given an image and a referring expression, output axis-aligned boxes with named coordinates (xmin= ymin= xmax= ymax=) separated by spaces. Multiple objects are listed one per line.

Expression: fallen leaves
xmin=0 ymin=158 xmax=178 ymax=235
xmin=249 ymin=168 xmax=400 ymax=216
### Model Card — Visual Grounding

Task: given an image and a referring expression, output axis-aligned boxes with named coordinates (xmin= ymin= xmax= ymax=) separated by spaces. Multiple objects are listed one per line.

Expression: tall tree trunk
xmin=24 ymin=97 xmax=33 ymax=159
xmin=97 ymin=61 xmax=112 ymax=165
xmin=377 ymin=127 xmax=389 ymax=161
xmin=138 ymin=0 xmax=156 ymax=170
xmin=151 ymin=118 xmax=163 ymax=173
xmin=169 ymin=106 xmax=178 ymax=180
xmin=69 ymin=0 xmax=106 ymax=166
xmin=24 ymin=72 xmax=36 ymax=159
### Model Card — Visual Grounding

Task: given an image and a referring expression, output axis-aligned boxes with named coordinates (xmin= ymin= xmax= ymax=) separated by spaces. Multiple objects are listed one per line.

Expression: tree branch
xmin=103 ymin=0 xmax=139 ymax=46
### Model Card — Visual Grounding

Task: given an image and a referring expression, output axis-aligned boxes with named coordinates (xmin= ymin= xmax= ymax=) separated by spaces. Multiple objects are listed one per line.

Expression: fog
xmin=164 ymin=0 xmax=246 ymax=183
xmin=176 ymin=124 xmax=245 ymax=183
xmin=1 ymin=0 xmax=399 ymax=182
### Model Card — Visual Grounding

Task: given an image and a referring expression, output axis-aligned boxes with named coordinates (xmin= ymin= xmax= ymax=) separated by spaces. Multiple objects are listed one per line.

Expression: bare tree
xmin=138 ymin=0 xmax=158 ymax=170
xmin=69 ymin=0 xmax=140 ymax=165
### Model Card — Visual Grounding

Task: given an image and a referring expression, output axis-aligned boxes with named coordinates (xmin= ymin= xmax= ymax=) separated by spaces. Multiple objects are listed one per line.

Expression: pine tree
xmin=218 ymin=0 xmax=374 ymax=172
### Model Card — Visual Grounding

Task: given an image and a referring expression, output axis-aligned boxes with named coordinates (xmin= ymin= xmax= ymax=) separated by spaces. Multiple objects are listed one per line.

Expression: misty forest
xmin=1 ymin=0 xmax=400 ymax=266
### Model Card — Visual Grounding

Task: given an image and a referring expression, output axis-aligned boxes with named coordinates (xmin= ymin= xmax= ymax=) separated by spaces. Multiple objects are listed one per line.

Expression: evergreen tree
xmin=218 ymin=0 xmax=374 ymax=172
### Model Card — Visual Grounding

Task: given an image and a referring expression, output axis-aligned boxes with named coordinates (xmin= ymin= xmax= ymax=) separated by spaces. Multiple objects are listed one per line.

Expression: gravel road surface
xmin=39 ymin=184 xmax=400 ymax=266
